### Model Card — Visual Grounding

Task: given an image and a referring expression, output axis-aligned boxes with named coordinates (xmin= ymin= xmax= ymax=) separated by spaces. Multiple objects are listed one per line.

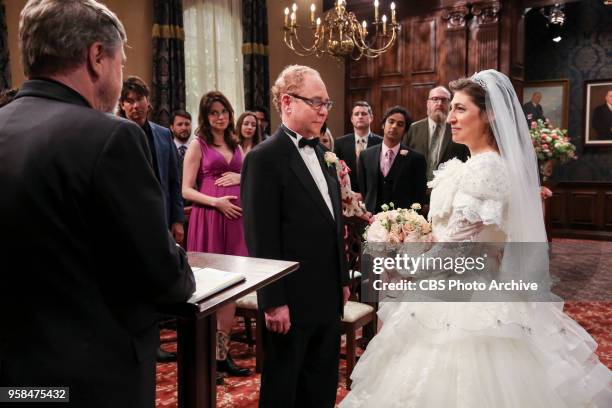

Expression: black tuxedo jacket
xmin=334 ymin=132 xmax=382 ymax=193
xmin=241 ymin=127 xmax=348 ymax=326
xmin=358 ymin=143 xmax=428 ymax=213
xmin=402 ymin=118 xmax=470 ymax=167
xmin=0 ymin=79 xmax=195 ymax=407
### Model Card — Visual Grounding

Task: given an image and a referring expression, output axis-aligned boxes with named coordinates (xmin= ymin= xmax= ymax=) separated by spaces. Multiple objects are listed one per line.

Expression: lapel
xmin=367 ymin=143 xmax=382 ymax=193
xmin=345 ymin=134 xmax=357 ymax=174
xmin=281 ymin=131 xmax=337 ymax=227
xmin=438 ymin=124 xmax=452 ymax=161
xmin=314 ymin=146 xmax=342 ymax=223
xmin=148 ymin=122 xmax=164 ymax=167
xmin=417 ymin=121 xmax=430 ymax=157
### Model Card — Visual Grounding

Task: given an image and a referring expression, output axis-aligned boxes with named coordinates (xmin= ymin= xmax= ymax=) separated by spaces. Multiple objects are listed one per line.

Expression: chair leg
xmin=255 ymin=312 xmax=265 ymax=373
xmin=345 ymin=329 xmax=356 ymax=390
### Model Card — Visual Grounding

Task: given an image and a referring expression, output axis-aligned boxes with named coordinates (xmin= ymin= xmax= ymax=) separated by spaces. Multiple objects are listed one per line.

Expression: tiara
xmin=471 ymin=74 xmax=487 ymax=90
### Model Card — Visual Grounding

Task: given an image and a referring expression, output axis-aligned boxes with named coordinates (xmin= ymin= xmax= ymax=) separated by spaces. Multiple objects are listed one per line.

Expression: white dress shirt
xmin=284 ymin=125 xmax=335 ymax=219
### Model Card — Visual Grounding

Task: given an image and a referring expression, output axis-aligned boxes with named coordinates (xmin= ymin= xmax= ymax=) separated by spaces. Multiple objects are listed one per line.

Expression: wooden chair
xmin=234 ymin=292 xmax=264 ymax=373
xmin=340 ymin=216 xmax=377 ymax=389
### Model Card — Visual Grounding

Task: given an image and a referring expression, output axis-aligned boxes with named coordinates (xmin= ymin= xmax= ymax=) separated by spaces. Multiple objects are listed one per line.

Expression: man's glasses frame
xmin=287 ymin=93 xmax=334 ymax=111
xmin=427 ymin=97 xmax=450 ymax=104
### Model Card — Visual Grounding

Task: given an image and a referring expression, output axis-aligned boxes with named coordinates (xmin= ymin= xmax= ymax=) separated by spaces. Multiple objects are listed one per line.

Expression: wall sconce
xmin=541 ymin=3 xmax=565 ymax=42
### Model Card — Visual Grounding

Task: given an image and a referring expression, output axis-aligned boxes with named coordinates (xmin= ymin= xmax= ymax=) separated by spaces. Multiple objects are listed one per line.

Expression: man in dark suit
xmin=592 ymin=89 xmax=612 ymax=140
xmin=334 ymin=101 xmax=382 ymax=193
xmin=0 ymin=1 xmax=195 ymax=407
xmin=119 ymin=76 xmax=185 ymax=362
xmin=403 ymin=86 xmax=469 ymax=182
xmin=360 ymin=106 xmax=427 ymax=214
xmin=119 ymin=76 xmax=185 ymax=246
xmin=522 ymin=91 xmax=545 ymax=124
xmin=242 ymin=65 xmax=350 ymax=408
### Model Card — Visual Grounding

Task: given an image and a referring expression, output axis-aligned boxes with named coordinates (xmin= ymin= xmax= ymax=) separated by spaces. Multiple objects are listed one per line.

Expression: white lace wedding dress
xmin=340 ymin=152 xmax=612 ymax=408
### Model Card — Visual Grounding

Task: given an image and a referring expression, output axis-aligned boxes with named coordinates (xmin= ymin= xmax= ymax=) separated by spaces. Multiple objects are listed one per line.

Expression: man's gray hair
xmin=19 ymin=0 xmax=127 ymax=77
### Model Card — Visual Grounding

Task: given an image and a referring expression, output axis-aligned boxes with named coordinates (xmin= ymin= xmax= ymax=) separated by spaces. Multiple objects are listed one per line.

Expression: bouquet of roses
xmin=364 ymin=202 xmax=432 ymax=243
xmin=529 ymin=119 xmax=577 ymax=181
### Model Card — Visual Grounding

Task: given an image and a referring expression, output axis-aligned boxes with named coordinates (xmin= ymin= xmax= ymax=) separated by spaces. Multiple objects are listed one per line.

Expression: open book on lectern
xmin=187 ymin=267 xmax=246 ymax=304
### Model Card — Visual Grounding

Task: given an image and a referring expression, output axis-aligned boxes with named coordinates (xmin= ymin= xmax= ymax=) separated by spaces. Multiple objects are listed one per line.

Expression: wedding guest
xmin=522 ymin=91 xmax=545 ymax=124
xmin=592 ymin=89 xmax=612 ymax=140
xmin=334 ymin=101 xmax=382 ymax=193
xmin=254 ymin=105 xmax=271 ymax=140
xmin=119 ymin=76 xmax=185 ymax=362
xmin=170 ymin=110 xmax=192 ymax=182
xmin=320 ymin=121 xmax=334 ymax=151
xmin=236 ymin=111 xmax=261 ymax=155
xmin=359 ymin=106 xmax=427 ymax=214
xmin=182 ymin=91 xmax=251 ymax=380
xmin=242 ymin=64 xmax=350 ymax=408
xmin=0 ymin=1 xmax=194 ymax=407
xmin=403 ymin=86 xmax=469 ymax=181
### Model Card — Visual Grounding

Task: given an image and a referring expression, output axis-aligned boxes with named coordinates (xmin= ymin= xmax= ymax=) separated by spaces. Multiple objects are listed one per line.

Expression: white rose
xmin=366 ymin=221 xmax=389 ymax=242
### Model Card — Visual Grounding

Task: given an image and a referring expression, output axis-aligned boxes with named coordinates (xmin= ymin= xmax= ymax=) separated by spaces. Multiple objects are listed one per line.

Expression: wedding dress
xmin=340 ymin=70 xmax=612 ymax=408
xmin=339 ymin=151 xmax=612 ymax=408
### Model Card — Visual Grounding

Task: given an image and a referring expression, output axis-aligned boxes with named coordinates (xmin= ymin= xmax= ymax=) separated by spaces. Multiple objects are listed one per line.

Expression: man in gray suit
xmin=403 ymin=86 xmax=469 ymax=182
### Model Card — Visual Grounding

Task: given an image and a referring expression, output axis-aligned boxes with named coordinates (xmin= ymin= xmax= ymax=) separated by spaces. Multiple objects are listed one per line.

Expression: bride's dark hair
xmin=448 ymin=78 xmax=486 ymax=112
xmin=449 ymin=77 xmax=497 ymax=150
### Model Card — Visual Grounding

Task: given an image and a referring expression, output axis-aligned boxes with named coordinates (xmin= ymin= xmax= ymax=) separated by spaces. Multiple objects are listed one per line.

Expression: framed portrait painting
xmin=583 ymin=79 xmax=612 ymax=146
xmin=523 ymin=80 xmax=569 ymax=129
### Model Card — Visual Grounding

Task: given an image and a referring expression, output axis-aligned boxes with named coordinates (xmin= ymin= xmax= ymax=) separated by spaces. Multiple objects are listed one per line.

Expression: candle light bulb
xmin=292 ymin=3 xmax=297 ymax=12
xmin=391 ymin=2 xmax=396 ymax=24
xmin=362 ymin=20 xmax=367 ymax=29
xmin=285 ymin=7 xmax=289 ymax=15
xmin=284 ymin=7 xmax=289 ymax=26
xmin=390 ymin=2 xmax=395 ymax=10
xmin=311 ymin=4 xmax=315 ymax=12
xmin=374 ymin=0 xmax=379 ymax=22
xmin=382 ymin=14 xmax=387 ymax=35
xmin=382 ymin=14 xmax=387 ymax=23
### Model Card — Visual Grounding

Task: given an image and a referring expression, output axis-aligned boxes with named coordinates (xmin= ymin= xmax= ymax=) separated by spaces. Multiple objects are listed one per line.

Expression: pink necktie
xmin=382 ymin=149 xmax=394 ymax=177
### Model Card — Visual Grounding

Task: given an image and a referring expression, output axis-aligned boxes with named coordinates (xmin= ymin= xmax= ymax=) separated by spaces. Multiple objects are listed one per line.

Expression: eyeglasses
xmin=428 ymin=97 xmax=450 ymax=104
xmin=209 ymin=109 xmax=229 ymax=118
xmin=287 ymin=93 xmax=334 ymax=111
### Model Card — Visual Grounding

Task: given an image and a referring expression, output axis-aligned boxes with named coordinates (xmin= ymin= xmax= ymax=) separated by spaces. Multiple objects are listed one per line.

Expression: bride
xmin=340 ymin=70 xmax=612 ymax=407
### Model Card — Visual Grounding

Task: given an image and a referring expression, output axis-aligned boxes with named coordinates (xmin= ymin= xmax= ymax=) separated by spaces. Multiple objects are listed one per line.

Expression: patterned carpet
xmin=156 ymin=239 xmax=612 ymax=407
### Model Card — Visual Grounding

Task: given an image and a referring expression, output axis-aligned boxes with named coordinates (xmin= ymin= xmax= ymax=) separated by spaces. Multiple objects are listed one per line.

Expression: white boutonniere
xmin=324 ymin=151 xmax=339 ymax=167
xmin=399 ymin=149 xmax=409 ymax=156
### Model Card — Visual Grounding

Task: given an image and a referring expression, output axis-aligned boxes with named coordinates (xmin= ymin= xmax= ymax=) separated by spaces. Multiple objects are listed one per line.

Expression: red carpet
xmin=156 ymin=238 xmax=612 ymax=407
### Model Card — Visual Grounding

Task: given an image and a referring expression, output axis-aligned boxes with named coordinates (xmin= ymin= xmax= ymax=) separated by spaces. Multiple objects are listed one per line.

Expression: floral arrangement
xmin=324 ymin=151 xmax=369 ymax=218
xmin=529 ymin=119 xmax=577 ymax=181
xmin=364 ymin=203 xmax=432 ymax=243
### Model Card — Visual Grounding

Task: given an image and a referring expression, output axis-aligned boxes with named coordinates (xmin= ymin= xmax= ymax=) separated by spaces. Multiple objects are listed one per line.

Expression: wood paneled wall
xmin=549 ymin=182 xmax=612 ymax=240
xmin=344 ymin=0 xmax=525 ymax=134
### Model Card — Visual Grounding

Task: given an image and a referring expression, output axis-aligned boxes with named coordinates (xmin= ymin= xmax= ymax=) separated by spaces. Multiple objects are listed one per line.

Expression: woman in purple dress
xmin=182 ymin=91 xmax=250 ymax=379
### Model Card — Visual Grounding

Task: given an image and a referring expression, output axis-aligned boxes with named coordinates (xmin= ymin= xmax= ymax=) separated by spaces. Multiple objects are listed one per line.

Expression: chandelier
xmin=282 ymin=0 xmax=401 ymax=61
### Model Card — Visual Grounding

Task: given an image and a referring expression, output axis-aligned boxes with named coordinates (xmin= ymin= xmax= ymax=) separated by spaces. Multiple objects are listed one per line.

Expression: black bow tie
xmin=282 ymin=124 xmax=319 ymax=149
xmin=298 ymin=137 xmax=319 ymax=149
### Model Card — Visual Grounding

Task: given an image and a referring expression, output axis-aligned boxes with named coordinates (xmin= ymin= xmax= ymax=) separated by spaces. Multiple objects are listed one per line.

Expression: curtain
xmin=183 ymin=0 xmax=245 ymax=123
xmin=242 ymin=0 xmax=269 ymax=112
xmin=151 ymin=0 xmax=186 ymax=127
xmin=0 ymin=0 xmax=11 ymax=90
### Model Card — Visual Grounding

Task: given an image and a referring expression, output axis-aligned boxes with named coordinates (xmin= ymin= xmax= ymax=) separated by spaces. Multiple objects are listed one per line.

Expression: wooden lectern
xmin=165 ymin=252 xmax=299 ymax=408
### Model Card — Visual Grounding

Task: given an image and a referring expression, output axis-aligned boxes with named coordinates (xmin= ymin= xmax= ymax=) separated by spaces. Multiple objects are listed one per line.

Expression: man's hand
xmin=343 ymin=285 xmax=351 ymax=305
xmin=171 ymin=222 xmax=184 ymax=245
xmin=264 ymin=305 xmax=291 ymax=334
xmin=215 ymin=172 xmax=241 ymax=187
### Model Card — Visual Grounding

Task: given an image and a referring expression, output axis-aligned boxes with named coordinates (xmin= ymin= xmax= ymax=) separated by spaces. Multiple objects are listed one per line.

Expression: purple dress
xmin=187 ymin=140 xmax=248 ymax=256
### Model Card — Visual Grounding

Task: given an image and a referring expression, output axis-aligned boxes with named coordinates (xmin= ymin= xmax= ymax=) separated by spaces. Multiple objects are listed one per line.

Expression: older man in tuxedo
xmin=334 ymin=101 xmax=382 ymax=193
xmin=242 ymin=65 xmax=350 ymax=408
xmin=403 ymin=86 xmax=469 ymax=182
xmin=360 ymin=106 xmax=427 ymax=213
xmin=592 ymin=89 xmax=612 ymax=140
xmin=0 ymin=1 xmax=194 ymax=407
